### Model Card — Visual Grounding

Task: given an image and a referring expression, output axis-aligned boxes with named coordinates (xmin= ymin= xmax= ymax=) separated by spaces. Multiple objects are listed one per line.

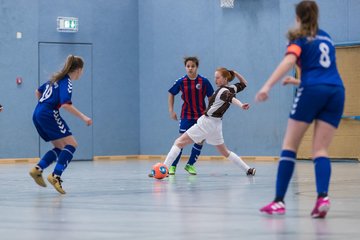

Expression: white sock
xmin=227 ymin=151 xmax=250 ymax=172
xmin=164 ymin=145 xmax=181 ymax=167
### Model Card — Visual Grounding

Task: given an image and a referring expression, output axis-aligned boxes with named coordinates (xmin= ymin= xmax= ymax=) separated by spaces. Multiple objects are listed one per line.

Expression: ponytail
xmin=287 ymin=1 xmax=318 ymax=41
xmin=50 ymin=55 xmax=84 ymax=84
xmin=216 ymin=67 xmax=235 ymax=82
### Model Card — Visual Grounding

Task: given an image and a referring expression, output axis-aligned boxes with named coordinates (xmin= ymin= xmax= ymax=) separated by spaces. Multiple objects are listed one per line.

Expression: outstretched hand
xmin=83 ymin=116 xmax=93 ymax=126
xmin=255 ymin=85 xmax=270 ymax=102
xmin=282 ymin=76 xmax=300 ymax=86
xmin=241 ymin=103 xmax=250 ymax=110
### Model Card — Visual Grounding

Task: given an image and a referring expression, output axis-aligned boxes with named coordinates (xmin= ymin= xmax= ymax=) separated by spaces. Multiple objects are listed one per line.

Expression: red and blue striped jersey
xmin=169 ymin=74 xmax=214 ymax=120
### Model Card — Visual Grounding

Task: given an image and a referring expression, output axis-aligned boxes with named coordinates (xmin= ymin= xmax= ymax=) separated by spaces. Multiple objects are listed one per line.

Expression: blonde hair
xmin=216 ymin=67 xmax=235 ymax=82
xmin=287 ymin=0 xmax=319 ymax=41
xmin=50 ymin=55 xmax=84 ymax=84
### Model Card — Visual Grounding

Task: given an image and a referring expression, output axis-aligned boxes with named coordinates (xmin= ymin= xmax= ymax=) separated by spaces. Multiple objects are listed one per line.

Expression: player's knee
xmin=72 ymin=141 xmax=78 ymax=148
xmin=174 ymin=138 xmax=185 ymax=148
xmin=67 ymin=138 xmax=78 ymax=148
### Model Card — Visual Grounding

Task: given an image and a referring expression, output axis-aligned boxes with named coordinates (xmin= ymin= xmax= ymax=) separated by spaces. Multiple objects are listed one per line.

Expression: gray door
xmin=38 ymin=43 xmax=93 ymax=160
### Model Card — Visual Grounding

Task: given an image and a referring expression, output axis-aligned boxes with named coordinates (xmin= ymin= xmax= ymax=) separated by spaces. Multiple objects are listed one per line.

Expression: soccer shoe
xmin=169 ymin=166 xmax=177 ymax=175
xmin=47 ymin=173 xmax=66 ymax=194
xmin=184 ymin=164 xmax=197 ymax=175
xmin=29 ymin=166 xmax=47 ymax=187
xmin=247 ymin=168 xmax=256 ymax=176
xmin=311 ymin=197 xmax=330 ymax=218
xmin=260 ymin=201 xmax=286 ymax=215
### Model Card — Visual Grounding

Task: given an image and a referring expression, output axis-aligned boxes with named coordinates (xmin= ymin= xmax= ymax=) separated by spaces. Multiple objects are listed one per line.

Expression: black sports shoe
xmin=246 ymin=168 xmax=256 ymax=176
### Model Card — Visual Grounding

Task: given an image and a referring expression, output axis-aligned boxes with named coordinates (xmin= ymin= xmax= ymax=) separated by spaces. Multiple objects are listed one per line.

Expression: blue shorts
xmin=33 ymin=109 xmax=72 ymax=142
xmin=179 ymin=119 xmax=198 ymax=134
xmin=290 ymin=84 xmax=345 ymax=128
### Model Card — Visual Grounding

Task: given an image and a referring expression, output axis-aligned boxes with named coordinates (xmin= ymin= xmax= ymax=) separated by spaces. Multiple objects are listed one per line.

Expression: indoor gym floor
xmin=0 ymin=159 xmax=359 ymax=240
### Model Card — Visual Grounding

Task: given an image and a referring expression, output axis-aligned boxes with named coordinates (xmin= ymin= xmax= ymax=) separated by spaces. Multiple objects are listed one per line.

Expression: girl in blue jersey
xmin=153 ymin=68 xmax=255 ymax=177
xmin=30 ymin=55 xmax=92 ymax=194
xmin=256 ymin=0 xmax=345 ymax=218
xmin=167 ymin=57 xmax=214 ymax=175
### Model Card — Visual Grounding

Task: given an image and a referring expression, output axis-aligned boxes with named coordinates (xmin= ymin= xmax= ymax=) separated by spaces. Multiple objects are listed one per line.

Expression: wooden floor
xmin=0 ymin=159 xmax=359 ymax=240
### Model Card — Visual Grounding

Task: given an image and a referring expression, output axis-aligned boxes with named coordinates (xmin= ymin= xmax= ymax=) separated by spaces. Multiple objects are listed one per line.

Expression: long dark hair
xmin=287 ymin=0 xmax=319 ymax=41
xmin=50 ymin=55 xmax=84 ymax=84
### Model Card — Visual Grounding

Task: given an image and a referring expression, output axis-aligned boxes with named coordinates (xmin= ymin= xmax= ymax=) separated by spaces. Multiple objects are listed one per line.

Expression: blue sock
xmin=38 ymin=148 xmax=61 ymax=170
xmin=171 ymin=149 xmax=183 ymax=167
xmin=53 ymin=145 xmax=76 ymax=176
xmin=314 ymin=156 xmax=331 ymax=197
xmin=275 ymin=150 xmax=296 ymax=202
xmin=187 ymin=143 xmax=202 ymax=165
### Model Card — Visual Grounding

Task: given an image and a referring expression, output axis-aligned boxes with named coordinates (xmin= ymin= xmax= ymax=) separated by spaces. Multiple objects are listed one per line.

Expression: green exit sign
xmin=57 ymin=17 xmax=78 ymax=32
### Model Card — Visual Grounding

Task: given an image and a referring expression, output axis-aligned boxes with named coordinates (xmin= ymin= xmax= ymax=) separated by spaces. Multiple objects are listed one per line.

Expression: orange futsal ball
xmin=151 ymin=163 xmax=168 ymax=179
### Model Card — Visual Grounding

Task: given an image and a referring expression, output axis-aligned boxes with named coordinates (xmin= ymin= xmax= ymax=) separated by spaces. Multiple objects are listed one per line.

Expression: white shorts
xmin=186 ymin=115 xmax=224 ymax=146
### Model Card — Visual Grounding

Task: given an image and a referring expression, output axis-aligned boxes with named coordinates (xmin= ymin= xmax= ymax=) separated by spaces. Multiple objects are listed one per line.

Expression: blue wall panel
xmin=138 ymin=0 xmax=360 ymax=156
xmin=0 ymin=0 xmax=359 ymax=159
xmin=0 ymin=0 xmax=39 ymax=158
xmin=0 ymin=0 xmax=139 ymax=159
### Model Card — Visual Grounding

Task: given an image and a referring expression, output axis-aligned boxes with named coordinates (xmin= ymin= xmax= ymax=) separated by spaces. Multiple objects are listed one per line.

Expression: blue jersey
xmin=37 ymin=75 xmax=73 ymax=110
xmin=169 ymin=74 xmax=214 ymax=120
xmin=32 ymin=75 xmax=73 ymax=141
xmin=286 ymin=29 xmax=343 ymax=87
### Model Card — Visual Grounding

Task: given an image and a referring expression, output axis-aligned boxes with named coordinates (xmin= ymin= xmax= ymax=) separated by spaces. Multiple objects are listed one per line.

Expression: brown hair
xmin=287 ymin=0 xmax=319 ymax=41
xmin=216 ymin=67 xmax=235 ymax=82
xmin=50 ymin=55 xmax=84 ymax=84
xmin=184 ymin=56 xmax=199 ymax=67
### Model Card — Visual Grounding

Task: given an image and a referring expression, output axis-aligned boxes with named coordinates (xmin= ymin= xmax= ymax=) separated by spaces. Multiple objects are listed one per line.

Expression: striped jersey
xmin=169 ymin=74 xmax=214 ymax=120
xmin=286 ymin=29 xmax=343 ymax=87
xmin=205 ymin=82 xmax=246 ymax=118
xmin=36 ymin=75 xmax=73 ymax=111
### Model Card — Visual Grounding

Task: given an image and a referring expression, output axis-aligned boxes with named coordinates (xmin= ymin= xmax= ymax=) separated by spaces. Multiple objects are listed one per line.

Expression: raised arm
xmin=234 ymin=71 xmax=248 ymax=86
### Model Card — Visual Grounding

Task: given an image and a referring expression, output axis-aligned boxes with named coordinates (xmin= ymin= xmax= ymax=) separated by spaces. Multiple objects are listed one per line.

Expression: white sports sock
xmin=227 ymin=151 xmax=250 ymax=172
xmin=164 ymin=145 xmax=181 ymax=167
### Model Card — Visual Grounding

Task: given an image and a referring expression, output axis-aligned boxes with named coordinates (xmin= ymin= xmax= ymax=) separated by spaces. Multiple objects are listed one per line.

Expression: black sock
xmin=318 ymin=193 xmax=328 ymax=199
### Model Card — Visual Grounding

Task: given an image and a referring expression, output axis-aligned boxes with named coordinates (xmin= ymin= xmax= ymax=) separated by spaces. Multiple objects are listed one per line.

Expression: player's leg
xmin=170 ymin=132 xmax=184 ymax=175
xmin=150 ymin=118 xmax=205 ymax=177
xmin=170 ymin=119 xmax=188 ymax=175
xmin=260 ymin=119 xmax=309 ymax=215
xmin=148 ymin=133 xmax=193 ymax=178
xmin=29 ymin=147 xmax=61 ymax=187
xmin=30 ymin=115 xmax=61 ymax=187
xmin=164 ymin=133 xmax=193 ymax=167
xmin=184 ymin=120 xmax=203 ymax=175
xmin=185 ymin=141 xmax=203 ymax=175
xmin=310 ymin=120 xmax=336 ymax=218
xmin=215 ymin=144 xmax=255 ymax=175
xmin=47 ymin=136 xmax=78 ymax=194
xmin=310 ymin=85 xmax=344 ymax=218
